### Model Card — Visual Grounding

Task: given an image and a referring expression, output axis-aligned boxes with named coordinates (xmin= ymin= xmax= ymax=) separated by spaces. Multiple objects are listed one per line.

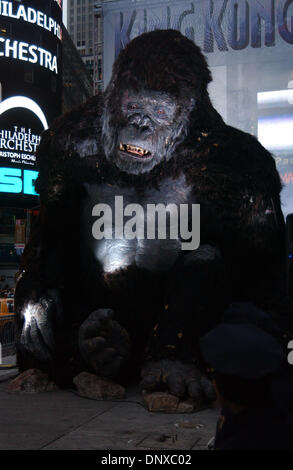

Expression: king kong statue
xmin=14 ymin=29 xmax=290 ymax=399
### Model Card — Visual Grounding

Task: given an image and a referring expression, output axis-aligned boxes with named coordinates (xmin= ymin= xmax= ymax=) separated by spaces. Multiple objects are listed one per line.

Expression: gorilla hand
xmin=78 ymin=309 xmax=131 ymax=378
xmin=140 ymin=359 xmax=215 ymax=401
xmin=19 ymin=290 xmax=62 ymax=362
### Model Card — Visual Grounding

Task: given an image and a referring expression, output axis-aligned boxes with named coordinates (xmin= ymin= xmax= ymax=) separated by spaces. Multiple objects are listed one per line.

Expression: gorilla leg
xmin=141 ymin=245 xmax=229 ymax=399
xmin=78 ymin=308 xmax=131 ymax=379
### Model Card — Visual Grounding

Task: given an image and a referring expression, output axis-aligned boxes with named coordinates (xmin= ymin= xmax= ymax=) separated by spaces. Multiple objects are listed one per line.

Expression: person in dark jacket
xmin=200 ymin=305 xmax=293 ymax=450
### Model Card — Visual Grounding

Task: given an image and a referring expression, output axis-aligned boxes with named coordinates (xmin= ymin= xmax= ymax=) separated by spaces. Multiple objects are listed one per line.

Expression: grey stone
xmin=143 ymin=392 xmax=205 ymax=413
xmin=143 ymin=391 xmax=180 ymax=412
xmin=177 ymin=399 xmax=197 ymax=413
xmin=73 ymin=371 xmax=125 ymax=400
xmin=6 ymin=368 xmax=57 ymax=394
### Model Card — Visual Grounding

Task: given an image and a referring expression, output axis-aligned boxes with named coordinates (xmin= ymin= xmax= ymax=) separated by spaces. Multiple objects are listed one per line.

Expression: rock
xmin=73 ymin=372 xmax=125 ymax=400
xmin=143 ymin=391 xmax=179 ymax=412
xmin=143 ymin=392 xmax=203 ymax=413
xmin=6 ymin=368 xmax=57 ymax=394
xmin=177 ymin=399 xmax=197 ymax=413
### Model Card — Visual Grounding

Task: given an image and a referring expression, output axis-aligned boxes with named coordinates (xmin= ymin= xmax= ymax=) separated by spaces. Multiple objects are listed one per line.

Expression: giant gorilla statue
xmin=15 ymin=30 xmax=289 ymax=399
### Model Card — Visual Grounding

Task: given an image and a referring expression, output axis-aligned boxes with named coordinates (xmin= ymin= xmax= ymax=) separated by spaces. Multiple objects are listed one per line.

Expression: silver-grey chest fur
xmin=80 ymin=174 xmax=195 ymax=273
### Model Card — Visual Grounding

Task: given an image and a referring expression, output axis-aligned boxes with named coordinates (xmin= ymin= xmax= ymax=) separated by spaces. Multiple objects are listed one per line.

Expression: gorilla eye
xmin=127 ymin=103 xmax=139 ymax=111
xmin=155 ymin=108 xmax=167 ymax=118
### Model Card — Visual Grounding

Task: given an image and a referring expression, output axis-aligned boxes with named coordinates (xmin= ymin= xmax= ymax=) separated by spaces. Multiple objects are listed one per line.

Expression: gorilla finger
xmin=141 ymin=362 xmax=161 ymax=378
xmin=113 ymin=354 xmax=127 ymax=369
xmin=104 ymin=321 xmax=130 ymax=345
xmin=96 ymin=347 xmax=117 ymax=365
xmin=140 ymin=372 xmax=162 ymax=391
xmin=116 ymin=338 xmax=131 ymax=358
xmin=34 ymin=313 xmax=55 ymax=351
xmin=165 ymin=374 xmax=186 ymax=398
xmin=46 ymin=288 xmax=63 ymax=320
xmin=101 ymin=355 xmax=126 ymax=378
xmin=79 ymin=320 xmax=103 ymax=340
xmin=93 ymin=308 xmax=115 ymax=321
xmin=24 ymin=319 xmax=52 ymax=361
xmin=82 ymin=336 xmax=106 ymax=353
xmin=20 ymin=324 xmax=31 ymax=350
xmin=34 ymin=322 xmax=54 ymax=361
xmin=200 ymin=376 xmax=216 ymax=401
xmin=187 ymin=379 xmax=202 ymax=399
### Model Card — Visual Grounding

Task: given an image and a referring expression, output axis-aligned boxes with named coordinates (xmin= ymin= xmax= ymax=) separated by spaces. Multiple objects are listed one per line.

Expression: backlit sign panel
xmin=102 ymin=0 xmax=293 ymax=217
xmin=0 ymin=0 xmax=62 ymax=207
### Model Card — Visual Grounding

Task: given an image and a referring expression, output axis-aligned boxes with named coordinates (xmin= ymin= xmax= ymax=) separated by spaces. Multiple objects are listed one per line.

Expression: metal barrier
xmin=0 ymin=315 xmax=16 ymax=344
xmin=0 ymin=315 xmax=16 ymax=356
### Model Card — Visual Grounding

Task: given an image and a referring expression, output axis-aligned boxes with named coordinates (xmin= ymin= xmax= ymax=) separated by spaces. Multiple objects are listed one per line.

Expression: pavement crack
xmin=38 ymin=402 xmax=118 ymax=450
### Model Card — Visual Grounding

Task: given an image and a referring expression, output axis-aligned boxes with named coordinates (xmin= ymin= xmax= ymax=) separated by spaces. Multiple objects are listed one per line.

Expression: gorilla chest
xmin=80 ymin=175 xmax=195 ymax=273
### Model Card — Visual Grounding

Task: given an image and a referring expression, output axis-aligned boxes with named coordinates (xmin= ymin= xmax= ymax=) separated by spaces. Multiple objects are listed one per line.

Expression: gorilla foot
xmin=79 ymin=309 xmax=131 ymax=378
xmin=6 ymin=368 xmax=57 ymax=394
xmin=140 ymin=359 xmax=215 ymax=412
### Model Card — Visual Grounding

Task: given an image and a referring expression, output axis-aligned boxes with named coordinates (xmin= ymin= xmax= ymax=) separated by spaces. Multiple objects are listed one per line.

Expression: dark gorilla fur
xmin=15 ymin=30 xmax=292 ymax=395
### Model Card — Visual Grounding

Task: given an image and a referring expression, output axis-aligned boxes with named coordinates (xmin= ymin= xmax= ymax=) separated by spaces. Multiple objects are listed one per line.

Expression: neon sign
xmin=0 ymin=1 xmax=62 ymax=39
xmin=0 ymin=97 xmax=49 ymax=130
xmin=0 ymin=38 xmax=58 ymax=72
xmin=0 ymin=167 xmax=38 ymax=195
xmin=0 ymin=1 xmax=62 ymax=206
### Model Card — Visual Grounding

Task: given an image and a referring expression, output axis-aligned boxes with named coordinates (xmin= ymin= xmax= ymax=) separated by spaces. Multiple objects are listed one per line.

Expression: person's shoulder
xmin=217 ymin=408 xmax=293 ymax=450
xmin=34 ymin=94 xmax=106 ymax=202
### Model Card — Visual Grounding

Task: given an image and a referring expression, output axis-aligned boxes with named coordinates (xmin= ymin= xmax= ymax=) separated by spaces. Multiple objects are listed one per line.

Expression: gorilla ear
xmin=182 ymin=97 xmax=196 ymax=114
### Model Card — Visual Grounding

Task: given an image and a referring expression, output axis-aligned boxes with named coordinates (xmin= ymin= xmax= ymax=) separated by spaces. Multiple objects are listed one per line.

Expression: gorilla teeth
xmin=119 ymin=143 xmax=150 ymax=157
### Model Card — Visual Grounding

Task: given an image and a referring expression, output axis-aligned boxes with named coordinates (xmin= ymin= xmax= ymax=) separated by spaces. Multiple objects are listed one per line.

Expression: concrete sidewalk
xmin=0 ymin=358 xmax=219 ymax=451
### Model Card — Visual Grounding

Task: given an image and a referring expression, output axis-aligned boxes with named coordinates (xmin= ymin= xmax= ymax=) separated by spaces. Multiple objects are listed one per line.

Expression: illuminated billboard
xmin=102 ymin=0 xmax=293 ymax=217
xmin=0 ymin=0 xmax=62 ymax=207
xmin=258 ymin=89 xmax=293 ymax=216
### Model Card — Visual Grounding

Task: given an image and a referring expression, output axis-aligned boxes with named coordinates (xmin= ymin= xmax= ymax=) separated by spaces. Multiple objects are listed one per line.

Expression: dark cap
xmin=222 ymin=302 xmax=282 ymax=340
xmin=200 ymin=323 xmax=285 ymax=379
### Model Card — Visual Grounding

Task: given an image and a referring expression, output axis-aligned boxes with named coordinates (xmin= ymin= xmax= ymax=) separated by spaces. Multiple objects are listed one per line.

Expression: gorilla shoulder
xmin=35 ymin=94 xmax=104 ymax=203
xmin=37 ymin=94 xmax=104 ymax=167
xmin=216 ymin=124 xmax=281 ymax=193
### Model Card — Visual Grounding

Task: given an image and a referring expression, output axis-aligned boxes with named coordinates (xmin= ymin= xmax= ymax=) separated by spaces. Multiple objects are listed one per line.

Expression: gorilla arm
xmin=140 ymin=127 xmax=287 ymax=399
xmin=15 ymin=96 xmax=102 ymax=377
xmin=15 ymin=137 xmax=78 ymax=373
xmin=225 ymin=130 xmax=286 ymax=306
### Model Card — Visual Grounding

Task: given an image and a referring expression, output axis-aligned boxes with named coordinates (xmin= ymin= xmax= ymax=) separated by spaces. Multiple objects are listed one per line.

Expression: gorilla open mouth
xmin=119 ymin=143 xmax=152 ymax=159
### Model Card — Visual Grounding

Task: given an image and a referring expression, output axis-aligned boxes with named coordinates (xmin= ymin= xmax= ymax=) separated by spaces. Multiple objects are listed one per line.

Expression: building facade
xmin=62 ymin=25 xmax=93 ymax=112
xmin=66 ymin=0 xmax=96 ymax=78
xmin=66 ymin=0 xmax=113 ymax=93
xmin=0 ymin=0 xmax=63 ymax=284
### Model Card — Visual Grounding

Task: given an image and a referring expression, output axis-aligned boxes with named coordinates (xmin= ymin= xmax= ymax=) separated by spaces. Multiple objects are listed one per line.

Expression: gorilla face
xmin=102 ymin=89 xmax=195 ymax=175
